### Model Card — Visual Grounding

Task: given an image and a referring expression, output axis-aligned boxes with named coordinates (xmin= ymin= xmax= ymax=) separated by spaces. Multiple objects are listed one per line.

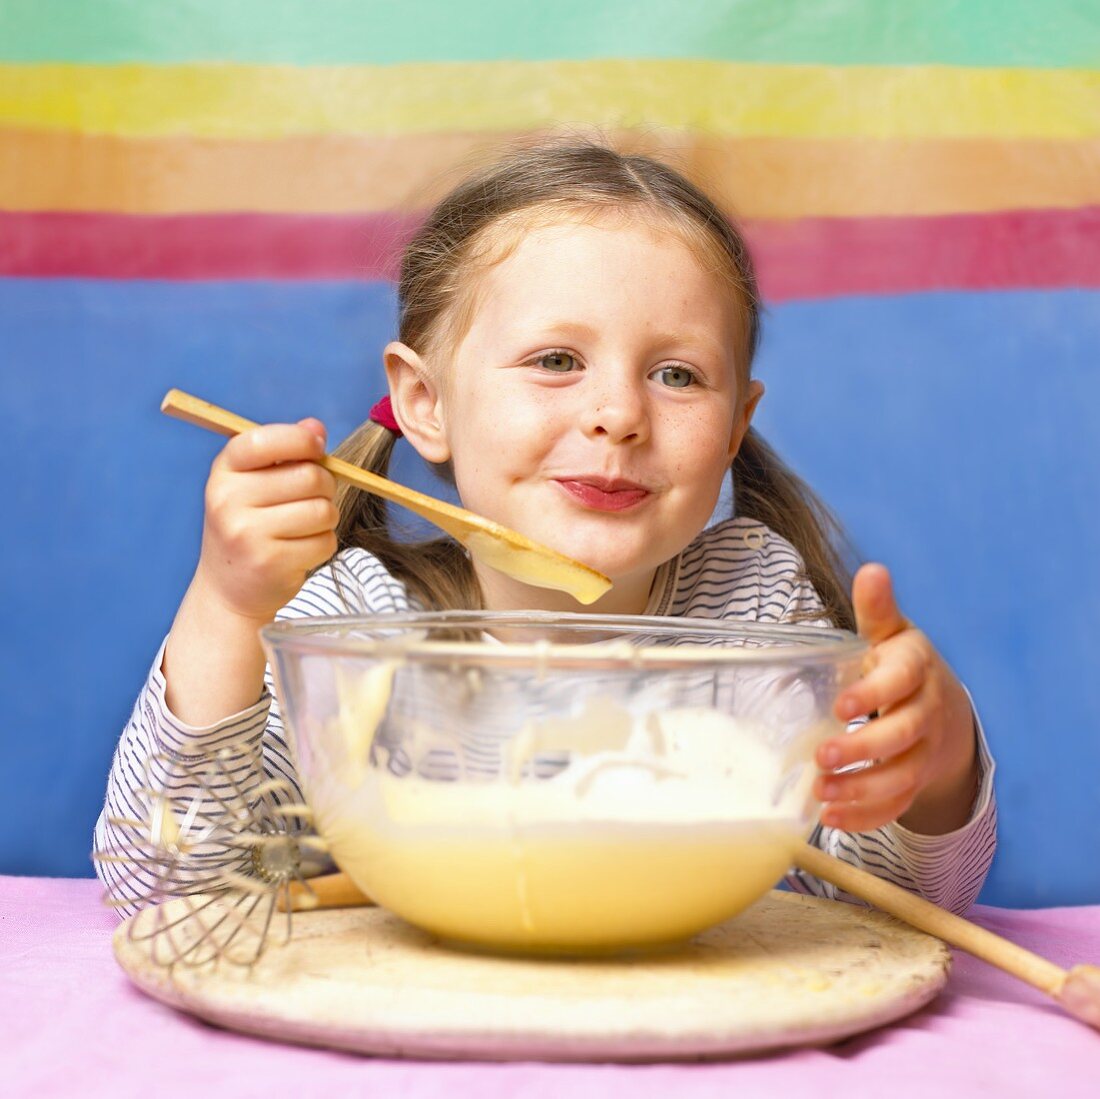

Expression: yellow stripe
xmin=2 ymin=61 xmax=1097 ymax=140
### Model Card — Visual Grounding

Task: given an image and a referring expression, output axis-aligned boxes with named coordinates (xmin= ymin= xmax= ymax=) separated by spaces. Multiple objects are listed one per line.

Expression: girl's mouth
xmin=554 ymin=478 xmax=651 ymax=512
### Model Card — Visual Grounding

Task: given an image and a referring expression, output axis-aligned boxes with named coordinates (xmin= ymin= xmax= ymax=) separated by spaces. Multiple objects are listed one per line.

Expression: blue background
xmin=2 ymin=277 xmax=1098 ymax=905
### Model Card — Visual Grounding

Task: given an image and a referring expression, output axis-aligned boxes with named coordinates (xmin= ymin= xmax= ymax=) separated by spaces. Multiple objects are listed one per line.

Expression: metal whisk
xmin=93 ymin=739 xmax=329 ymax=969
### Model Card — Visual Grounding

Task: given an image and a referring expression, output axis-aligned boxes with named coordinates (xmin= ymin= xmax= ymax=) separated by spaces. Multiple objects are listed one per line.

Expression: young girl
xmin=96 ymin=142 xmax=995 ymax=915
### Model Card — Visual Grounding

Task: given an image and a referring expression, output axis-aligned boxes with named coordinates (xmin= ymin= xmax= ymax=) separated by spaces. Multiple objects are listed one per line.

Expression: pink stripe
xmin=0 ymin=211 xmax=420 ymax=280
xmin=2 ymin=208 xmax=1097 ymax=299
xmin=749 ymin=207 xmax=1100 ymax=300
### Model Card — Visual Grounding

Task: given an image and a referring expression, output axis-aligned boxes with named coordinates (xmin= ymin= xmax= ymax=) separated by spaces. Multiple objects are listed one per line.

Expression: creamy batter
xmin=307 ymin=673 xmax=816 ymax=952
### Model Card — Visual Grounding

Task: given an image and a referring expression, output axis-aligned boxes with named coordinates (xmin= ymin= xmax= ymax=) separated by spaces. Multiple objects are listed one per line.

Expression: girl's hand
xmin=813 ymin=563 xmax=979 ymax=835
xmin=192 ymin=419 xmax=339 ymax=624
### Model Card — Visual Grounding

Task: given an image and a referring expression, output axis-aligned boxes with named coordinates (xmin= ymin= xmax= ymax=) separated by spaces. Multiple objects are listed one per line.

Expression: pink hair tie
xmin=369 ymin=395 xmax=403 ymax=437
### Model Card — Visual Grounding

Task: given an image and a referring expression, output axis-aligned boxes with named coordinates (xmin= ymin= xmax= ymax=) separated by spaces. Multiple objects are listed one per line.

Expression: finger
xmin=834 ymin=635 xmax=927 ymax=720
xmin=297 ymin=417 xmax=327 ymax=448
xmin=230 ymin=461 xmax=337 ymax=508
xmin=219 ymin=423 xmax=326 ymax=473
xmin=278 ymin=530 xmax=340 ymax=571
xmin=246 ymin=530 xmax=339 ymax=583
xmin=256 ymin=497 xmax=340 ymax=541
xmin=852 ymin=562 xmax=911 ymax=645
xmin=815 ymin=739 xmax=927 ymax=809
xmin=820 ymin=787 xmax=917 ymax=834
xmin=817 ymin=706 xmax=925 ymax=771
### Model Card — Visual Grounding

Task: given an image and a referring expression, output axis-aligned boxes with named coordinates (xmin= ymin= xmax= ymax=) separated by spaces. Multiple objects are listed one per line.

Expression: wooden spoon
xmin=279 ymin=853 xmax=1100 ymax=1030
xmin=161 ymin=389 xmax=611 ymax=605
xmin=793 ymin=842 xmax=1100 ymax=1030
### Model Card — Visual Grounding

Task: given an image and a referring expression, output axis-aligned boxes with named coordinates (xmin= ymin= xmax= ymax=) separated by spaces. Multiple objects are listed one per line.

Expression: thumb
xmin=297 ymin=417 xmax=327 ymax=450
xmin=852 ymin=562 xmax=910 ymax=644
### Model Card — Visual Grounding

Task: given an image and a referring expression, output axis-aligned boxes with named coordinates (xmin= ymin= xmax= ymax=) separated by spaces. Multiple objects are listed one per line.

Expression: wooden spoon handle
xmin=793 ymin=842 xmax=1063 ymax=990
xmin=160 ymin=388 xmax=458 ymax=515
xmin=794 ymin=841 xmax=1099 ymax=1027
xmin=160 ymin=387 xmax=259 ymax=438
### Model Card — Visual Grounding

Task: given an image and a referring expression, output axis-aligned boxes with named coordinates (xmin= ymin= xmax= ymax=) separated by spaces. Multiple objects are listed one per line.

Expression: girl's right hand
xmin=192 ymin=419 xmax=339 ymax=624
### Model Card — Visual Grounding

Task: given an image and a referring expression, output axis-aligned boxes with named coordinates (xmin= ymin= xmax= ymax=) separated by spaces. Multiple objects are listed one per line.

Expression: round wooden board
xmin=114 ymin=890 xmax=950 ymax=1061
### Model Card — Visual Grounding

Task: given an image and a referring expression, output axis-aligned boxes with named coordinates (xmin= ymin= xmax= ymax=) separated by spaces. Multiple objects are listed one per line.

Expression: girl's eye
xmin=655 ymin=365 xmax=696 ymax=389
xmin=537 ymin=351 xmax=579 ymax=372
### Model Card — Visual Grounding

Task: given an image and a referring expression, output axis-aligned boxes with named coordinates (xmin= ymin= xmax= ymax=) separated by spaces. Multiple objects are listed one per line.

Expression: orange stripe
xmin=3 ymin=128 xmax=1097 ymax=220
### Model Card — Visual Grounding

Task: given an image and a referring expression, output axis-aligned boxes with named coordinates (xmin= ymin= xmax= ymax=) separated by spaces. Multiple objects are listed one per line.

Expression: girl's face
xmin=389 ymin=213 xmax=762 ymax=612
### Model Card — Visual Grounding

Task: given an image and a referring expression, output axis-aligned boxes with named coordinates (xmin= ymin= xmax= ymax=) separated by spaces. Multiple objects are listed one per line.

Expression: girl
xmin=96 ymin=142 xmax=995 ymax=915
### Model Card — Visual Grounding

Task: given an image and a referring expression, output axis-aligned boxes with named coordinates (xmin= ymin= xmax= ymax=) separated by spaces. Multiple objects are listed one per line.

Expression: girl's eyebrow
xmin=520 ymin=320 xmax=600 ymax=343
xmin=647 ymin=332 xmax=728 ymax=362
xmin=518 ymin=321 xmax=726 ymax=361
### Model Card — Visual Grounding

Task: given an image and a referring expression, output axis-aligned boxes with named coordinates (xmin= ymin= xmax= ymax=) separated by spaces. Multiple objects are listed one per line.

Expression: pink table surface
xmin=2 ymin=875 xmax=1097 ymax=1097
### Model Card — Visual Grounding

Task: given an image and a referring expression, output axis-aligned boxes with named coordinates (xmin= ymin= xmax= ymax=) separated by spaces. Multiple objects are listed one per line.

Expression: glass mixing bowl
xmin=262 ymin=611 xmax=865 ymax=953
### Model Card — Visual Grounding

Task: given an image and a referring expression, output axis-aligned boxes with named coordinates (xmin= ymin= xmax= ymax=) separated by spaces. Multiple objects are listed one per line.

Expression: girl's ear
xmin=383 ymin=341 xmax=451 ymax=464
xmin=728 ymin=379 xmax=765 ymax=459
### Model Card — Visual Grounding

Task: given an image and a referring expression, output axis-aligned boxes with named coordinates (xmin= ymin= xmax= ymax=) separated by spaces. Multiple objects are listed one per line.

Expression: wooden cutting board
xmin=114 ymin=890 xmax=950 ymax=1061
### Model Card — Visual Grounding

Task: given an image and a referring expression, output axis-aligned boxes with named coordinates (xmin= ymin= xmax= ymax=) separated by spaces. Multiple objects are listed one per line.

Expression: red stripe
xmin=749 ymin=208 xmax=1100 ymax=300
xmin=1 ymin=208 xmax=1097 ymax=300
xmin=0 ymin=211 xmax=420 ymax=281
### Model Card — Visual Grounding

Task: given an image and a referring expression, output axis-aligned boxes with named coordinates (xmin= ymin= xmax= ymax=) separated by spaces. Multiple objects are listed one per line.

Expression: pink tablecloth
xmin=2 ymin=875 xmax=1096 ymax=1096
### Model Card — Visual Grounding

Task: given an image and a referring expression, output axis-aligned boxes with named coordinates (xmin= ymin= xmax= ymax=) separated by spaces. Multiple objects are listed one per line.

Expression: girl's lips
xmin=555 ymin=478 xmax=651 ymax=512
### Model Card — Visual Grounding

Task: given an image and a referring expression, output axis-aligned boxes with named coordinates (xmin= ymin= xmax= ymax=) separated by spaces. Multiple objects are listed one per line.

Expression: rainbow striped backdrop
xmin=2 ymin=1 xmax=1099 ymax=903
xmin=2 ymin=1 xmax=1098 ymax=293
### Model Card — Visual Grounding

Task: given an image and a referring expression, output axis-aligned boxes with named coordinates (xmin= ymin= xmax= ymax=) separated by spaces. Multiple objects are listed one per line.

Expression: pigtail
xmin=731 ymin=428 xmax=856 ymax=631
xmin=330 ymin=421 xmax=482 ymax=611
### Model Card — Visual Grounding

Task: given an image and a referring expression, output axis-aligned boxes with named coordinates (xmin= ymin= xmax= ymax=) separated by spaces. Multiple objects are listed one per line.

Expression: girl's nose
xmin=579 ymin=378 xmax=650 ymax=445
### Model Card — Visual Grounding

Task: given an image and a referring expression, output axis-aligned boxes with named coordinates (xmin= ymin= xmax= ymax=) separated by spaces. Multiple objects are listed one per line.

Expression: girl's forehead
xmin=484 ymin=206 xmax=711 ymax=267
xmin=475 ymin=214 xmax=736 ymax=324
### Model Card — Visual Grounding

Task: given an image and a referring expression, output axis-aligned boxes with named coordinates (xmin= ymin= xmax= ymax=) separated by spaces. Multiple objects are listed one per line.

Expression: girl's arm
xmin=94 ymin=416 xmax=341 ymax=910
xmin=163 ymin=418 xmax=337 ymax=725
xmin=93 ymin=549 xmax=411 ymax=914
xmin=790 ymin=562 xmax=998 ymax=913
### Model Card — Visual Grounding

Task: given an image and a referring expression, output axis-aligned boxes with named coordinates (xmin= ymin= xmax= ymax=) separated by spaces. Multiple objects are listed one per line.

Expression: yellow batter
xmin=326 ymin=812 xmax=804 ymax=952
xmin=463 ymin=529 xmax=611 ymax=604
xmin=306 ymin=674 xmax=816 ymax=953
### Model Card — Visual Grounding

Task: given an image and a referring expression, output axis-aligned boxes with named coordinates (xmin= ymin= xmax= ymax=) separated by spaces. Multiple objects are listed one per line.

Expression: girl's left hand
xmin=813 ymin=563 xmax=980 ymax=835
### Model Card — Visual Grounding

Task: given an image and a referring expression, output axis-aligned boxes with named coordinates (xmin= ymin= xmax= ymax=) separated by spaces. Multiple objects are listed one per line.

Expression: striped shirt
xmin=95 ymin=516 xmax=997 ymax=915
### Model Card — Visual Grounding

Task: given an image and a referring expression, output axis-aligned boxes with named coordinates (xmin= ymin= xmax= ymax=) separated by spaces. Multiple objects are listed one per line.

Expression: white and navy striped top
xmin=94 ymin=517 xmax=997 ymax=915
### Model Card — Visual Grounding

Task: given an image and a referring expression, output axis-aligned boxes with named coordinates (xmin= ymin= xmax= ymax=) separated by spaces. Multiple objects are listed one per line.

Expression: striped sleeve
xmin=92 ymin=549 xmax=411 ymax=914
xmin=92 ymin=636 xmax=270 ymax=914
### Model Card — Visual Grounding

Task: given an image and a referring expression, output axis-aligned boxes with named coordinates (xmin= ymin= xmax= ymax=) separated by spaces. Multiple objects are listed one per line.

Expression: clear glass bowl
xmin=262 ymin=611 xmax=865 ymax=953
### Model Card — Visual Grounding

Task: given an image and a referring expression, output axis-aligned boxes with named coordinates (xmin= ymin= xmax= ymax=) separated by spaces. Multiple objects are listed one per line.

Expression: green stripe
xmin=1 ymin=0 xmax=1097 ymax=67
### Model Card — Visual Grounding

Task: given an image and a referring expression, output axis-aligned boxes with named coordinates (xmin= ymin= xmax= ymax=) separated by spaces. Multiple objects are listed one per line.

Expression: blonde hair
xmin=332 ymin=141 xmax=856 ymax=629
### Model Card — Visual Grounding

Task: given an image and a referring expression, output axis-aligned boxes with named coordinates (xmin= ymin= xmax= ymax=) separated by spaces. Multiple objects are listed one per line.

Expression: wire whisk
xmin=94 ymin=739 xmax=329 ymax=969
